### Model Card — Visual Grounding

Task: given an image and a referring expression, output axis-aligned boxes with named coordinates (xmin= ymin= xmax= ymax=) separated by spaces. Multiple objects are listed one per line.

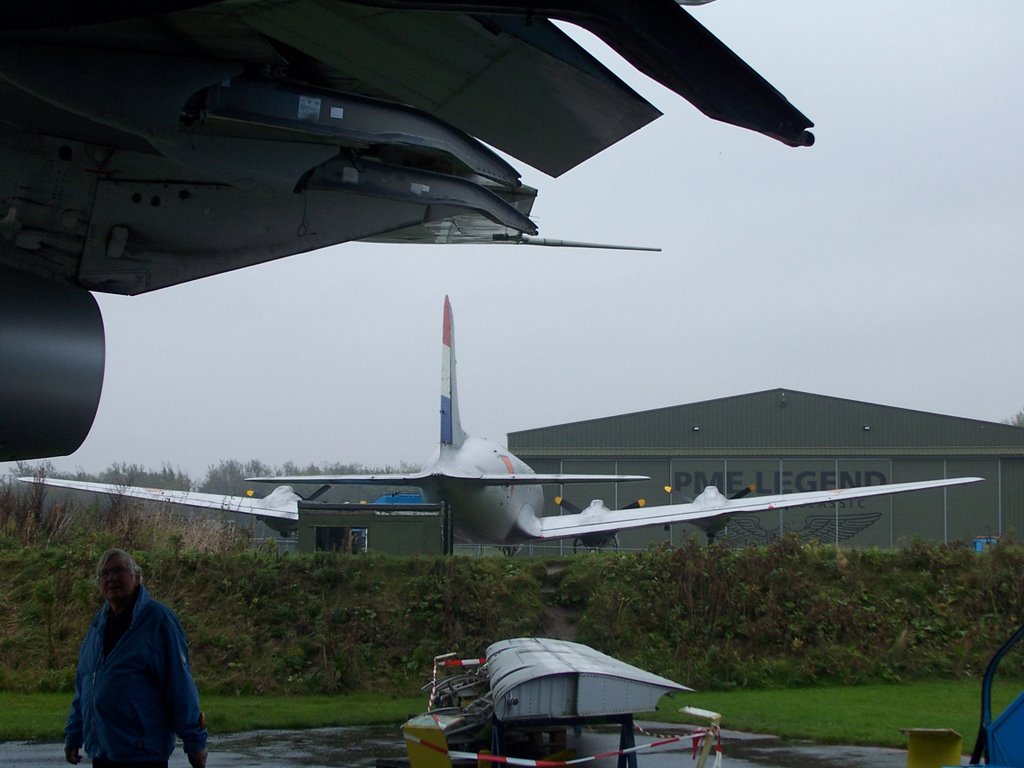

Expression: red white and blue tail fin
xmin=440 ymin=296 xmax=467 ymax=448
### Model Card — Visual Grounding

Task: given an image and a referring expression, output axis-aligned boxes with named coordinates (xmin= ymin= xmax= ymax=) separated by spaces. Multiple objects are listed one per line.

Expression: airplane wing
xmin=2 ymin=2 xmax=810 ymax=171
xmin=18 ymin=477 xmax=300 ymax=524
xmin=536 ymin=477 xmax=984 ymax=541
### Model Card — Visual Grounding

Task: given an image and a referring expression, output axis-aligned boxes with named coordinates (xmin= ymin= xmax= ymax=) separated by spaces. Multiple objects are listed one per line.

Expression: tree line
xmin=10 ymin=458 xmax=419 ymax=503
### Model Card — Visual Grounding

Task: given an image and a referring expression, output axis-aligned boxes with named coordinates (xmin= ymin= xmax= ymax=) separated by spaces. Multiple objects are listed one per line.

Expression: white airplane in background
xmin=22 ymin=298 xmax=983 ymax=547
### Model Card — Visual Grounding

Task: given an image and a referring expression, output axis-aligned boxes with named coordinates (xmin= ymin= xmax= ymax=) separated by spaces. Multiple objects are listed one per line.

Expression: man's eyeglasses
xmin=98 ymin=565 xmax=130 ymax=580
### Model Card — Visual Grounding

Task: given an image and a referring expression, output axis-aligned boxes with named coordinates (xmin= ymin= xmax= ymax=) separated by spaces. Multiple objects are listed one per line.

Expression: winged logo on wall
xmin=717 ymin=511 xmax=883 ymax=547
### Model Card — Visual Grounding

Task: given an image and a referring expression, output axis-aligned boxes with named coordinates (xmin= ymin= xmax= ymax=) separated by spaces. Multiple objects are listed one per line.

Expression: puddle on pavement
xmin=0 ymin=725 xmax=910 ymax=768
xmin=728 ymin=741 xmax=907 ymax=768
xmin=209 ymin=725 xmax=407 ymax=768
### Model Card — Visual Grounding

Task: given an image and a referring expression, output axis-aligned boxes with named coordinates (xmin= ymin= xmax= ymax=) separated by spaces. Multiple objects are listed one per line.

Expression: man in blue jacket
xmin=64 ymin=549 xmax=208 ymax=768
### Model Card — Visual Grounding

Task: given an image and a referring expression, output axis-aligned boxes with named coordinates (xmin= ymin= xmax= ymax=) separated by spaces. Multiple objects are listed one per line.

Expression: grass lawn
xmin=3 ymin=680 xmax=1021 ymax=751
xmin=653 ymin=679 xmax=1024 ymax=750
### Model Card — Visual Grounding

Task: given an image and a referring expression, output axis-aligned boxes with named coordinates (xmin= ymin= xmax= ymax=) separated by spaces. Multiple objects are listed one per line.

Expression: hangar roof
xmin=507 ymin=389 xmax=1024 ymax=458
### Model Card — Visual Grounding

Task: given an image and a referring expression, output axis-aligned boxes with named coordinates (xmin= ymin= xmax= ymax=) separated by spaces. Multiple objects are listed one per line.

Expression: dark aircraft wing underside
xmin=2 ymin=0 xmax=812 ymax=176
xmin=0 ymin=0 xmax=814 ymax=295
xmin=1 ymin=1 xmax=815 ymax=460
xmin=2 ymin=2 xmax=659 ymax=176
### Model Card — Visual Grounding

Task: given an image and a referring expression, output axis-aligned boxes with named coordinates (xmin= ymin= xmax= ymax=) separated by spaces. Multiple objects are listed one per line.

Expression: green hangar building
xmin=507 ymin=389 xmax=1024 ymax=550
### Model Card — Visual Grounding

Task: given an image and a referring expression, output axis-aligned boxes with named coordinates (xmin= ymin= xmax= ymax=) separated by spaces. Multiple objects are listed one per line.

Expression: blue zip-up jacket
xmin=65 ymin=584 xmax=208 ymax=762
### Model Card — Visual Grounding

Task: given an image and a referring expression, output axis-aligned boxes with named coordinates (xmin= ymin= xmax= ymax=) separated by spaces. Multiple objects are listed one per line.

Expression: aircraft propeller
xmin=555 ymin=483 xmax=757 ymax=549
xmin=704 ymin=484 xmax=756 ymax=545
xmin=553 ymin=494 xmax=649 ymax=552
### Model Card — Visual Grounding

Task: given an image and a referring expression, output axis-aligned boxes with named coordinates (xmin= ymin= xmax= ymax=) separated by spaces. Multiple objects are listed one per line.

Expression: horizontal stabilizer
xmin=247 ymin=472 xmax=434 ymax=486
xmin=452 ymin=472 xmax=648 ymax=486
xmin=249 ymin=472 xmax=647 ymax=488
xmin=537 ymin=477 xmax=984 ymax=541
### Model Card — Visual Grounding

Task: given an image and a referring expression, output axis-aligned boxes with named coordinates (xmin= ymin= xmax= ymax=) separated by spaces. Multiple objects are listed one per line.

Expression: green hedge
xmin=2 ymin=536 xmax=1022 ymax=695
xmin=558 ymin=538 xmax=1024 ymax=688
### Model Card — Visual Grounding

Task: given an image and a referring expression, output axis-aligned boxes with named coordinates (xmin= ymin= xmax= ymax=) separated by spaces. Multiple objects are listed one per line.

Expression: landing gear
xmin=572 ymin=533 xmax=620 ymax=553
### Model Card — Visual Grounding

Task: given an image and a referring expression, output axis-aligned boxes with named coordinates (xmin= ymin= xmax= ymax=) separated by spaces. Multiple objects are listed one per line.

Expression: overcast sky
xmin=9 ymin=1 xmax=1024 ymax=480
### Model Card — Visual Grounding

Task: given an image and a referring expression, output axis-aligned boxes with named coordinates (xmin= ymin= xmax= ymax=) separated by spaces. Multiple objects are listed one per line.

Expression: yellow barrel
xmin=900 ymin=728 xmax=963 ymax=768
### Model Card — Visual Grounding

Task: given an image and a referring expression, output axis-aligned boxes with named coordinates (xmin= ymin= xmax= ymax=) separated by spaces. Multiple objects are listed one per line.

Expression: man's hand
xmin=64 ymin=746 xmax=81 ymax=764
xmin=187 ymin=748 xmax=208 ymax=768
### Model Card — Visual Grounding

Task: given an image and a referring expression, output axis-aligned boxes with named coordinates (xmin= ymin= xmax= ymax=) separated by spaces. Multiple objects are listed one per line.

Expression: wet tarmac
xmin=0 ymin=724 xmax=910 ymax=768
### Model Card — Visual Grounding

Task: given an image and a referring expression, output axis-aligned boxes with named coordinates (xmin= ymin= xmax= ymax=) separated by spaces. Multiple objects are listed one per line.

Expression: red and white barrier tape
xmin=697 ymin=738 xmax=722 ymax=768
xmin=634 ymin=715 xmax=721 ymax=768
xmin=405 ymin=731 xmax=689 ymax=767
xmin=688 ymin=727 xmax=722 ymax=768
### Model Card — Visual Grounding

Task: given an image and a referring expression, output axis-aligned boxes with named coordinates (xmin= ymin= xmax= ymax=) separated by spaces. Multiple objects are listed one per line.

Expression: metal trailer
xmin=402 ymin=638 xmax=701 ymax=768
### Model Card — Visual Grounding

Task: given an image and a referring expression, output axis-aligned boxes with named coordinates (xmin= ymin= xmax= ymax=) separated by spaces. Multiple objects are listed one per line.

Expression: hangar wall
xmin=507 ymin=389 xmax=1024 ymax=550
xmin=297 ymin=504 xmax=445 ymax=554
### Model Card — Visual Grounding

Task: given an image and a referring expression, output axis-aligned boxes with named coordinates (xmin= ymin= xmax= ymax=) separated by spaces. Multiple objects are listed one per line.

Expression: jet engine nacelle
xmin=0 ymin=266 xmax=105 ymax=460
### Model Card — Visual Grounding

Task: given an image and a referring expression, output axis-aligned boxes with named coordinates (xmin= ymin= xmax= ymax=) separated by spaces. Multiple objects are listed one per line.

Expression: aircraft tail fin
xmin=440 ymin=295 xmax=467 ymax=448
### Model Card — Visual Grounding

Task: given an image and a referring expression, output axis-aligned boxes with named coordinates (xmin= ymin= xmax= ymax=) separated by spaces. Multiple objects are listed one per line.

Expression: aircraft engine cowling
xmin=0 ymin=267 xmax=105 ymax=460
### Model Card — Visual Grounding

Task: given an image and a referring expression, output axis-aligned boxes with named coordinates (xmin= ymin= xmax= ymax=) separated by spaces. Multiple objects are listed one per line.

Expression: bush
xmin=3 ymin=474 xmax=1022 ymax=695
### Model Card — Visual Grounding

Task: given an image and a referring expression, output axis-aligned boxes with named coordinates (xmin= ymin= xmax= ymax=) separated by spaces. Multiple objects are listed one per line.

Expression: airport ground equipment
xmin=969 ymin=622 xmax=1024 ymax=768
xmin=400 ymin=637 xmax=699 ymax=768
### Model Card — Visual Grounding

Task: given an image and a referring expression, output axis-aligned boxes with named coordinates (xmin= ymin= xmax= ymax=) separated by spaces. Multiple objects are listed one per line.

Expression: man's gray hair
xmin=95 ymin=548 xmax=143 ymax=583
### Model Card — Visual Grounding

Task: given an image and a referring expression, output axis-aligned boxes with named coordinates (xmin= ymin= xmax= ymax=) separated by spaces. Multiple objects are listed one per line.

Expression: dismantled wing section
xmin=536 ymin=477 xmax=984 ymax=541
xmin=18 ymin=476 xmax=301 ymax=528
xmin=486 ymin=637 xmax=691 ymax=722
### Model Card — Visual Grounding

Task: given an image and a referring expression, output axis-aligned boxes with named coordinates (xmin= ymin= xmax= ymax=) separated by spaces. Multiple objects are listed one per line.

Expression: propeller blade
xmin=729 ymin=484 xmax=756 ymax=500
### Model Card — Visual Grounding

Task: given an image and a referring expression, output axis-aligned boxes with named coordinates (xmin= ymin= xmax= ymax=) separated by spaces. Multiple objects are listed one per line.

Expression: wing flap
xmin=243 ymin=5 xmax=659 ymax=177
